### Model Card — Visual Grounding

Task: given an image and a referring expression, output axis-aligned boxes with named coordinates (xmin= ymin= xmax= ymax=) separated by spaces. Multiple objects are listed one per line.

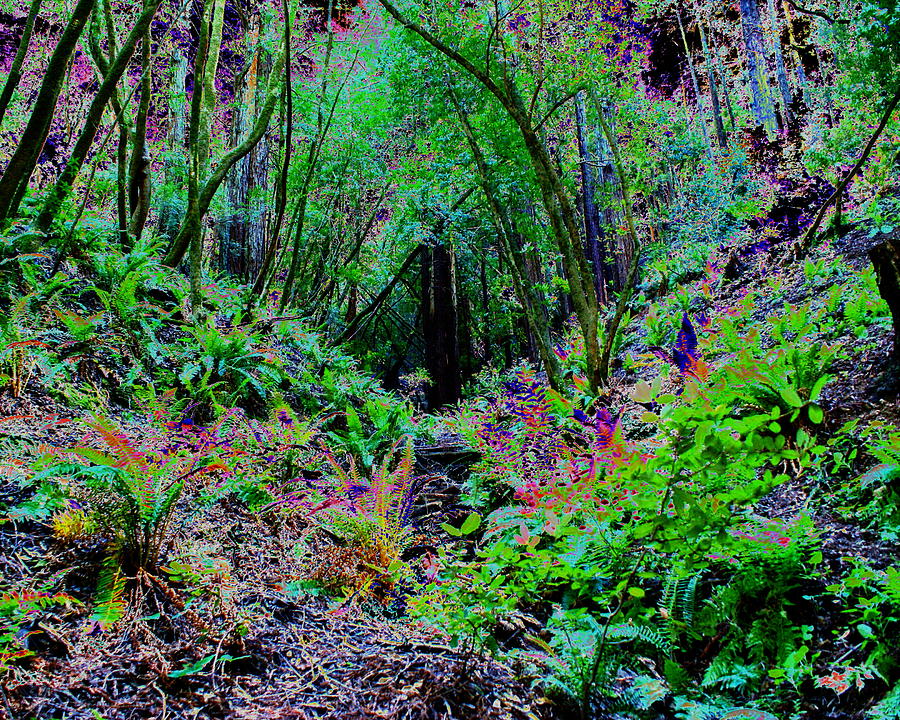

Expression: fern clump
xmin=304 ymin=436 xmax=422 ymax=604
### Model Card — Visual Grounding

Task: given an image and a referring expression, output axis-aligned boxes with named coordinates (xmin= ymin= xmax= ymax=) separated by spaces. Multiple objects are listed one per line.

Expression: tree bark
xmin=422 ymin=239 xmax=461 ymax=408
xmin=574 ymin=90 xmax=609 ymax=304
xmin=768 ymin=0 xmax=795 ymax=128
xmin=0 ymin=0 xmax=96 ymax=224
xmin=0 ymin=0 xmax=43 ymax=129
xmin=128 ymin=7 xmax=153 ymax=242
xmin=35 ymin=0 xmax=164 ymax=232
xmin=870 ymin=237 xmax=900 ymax=358
xmin=739 ymin=0 xmax=778 ymax=134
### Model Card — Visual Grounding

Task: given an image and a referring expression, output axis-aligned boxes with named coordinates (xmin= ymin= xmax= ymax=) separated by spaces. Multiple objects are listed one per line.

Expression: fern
xmin=662 ymin=572 xmax=700 ymax=644
xmin=92 ymin=549 xmax=126 ymax=628
xmin=607 ymin=621 xmax=673 ymax=655
xmin=869 ymin=682 xmax=900 ymax=720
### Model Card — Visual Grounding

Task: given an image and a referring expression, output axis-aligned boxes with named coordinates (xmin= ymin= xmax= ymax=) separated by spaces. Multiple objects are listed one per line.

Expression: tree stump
xmin=870 ymin=236 xmax=900 ymax=357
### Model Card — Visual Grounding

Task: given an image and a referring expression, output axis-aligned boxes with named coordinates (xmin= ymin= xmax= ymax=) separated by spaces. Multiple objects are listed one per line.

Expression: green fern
xmin=662 ymin=572 xmax=701 ymax=644
xmin=869 ymin=682 xmax=900 ymax=720
xmin=92 ymin=549 xmax=126 ymax=628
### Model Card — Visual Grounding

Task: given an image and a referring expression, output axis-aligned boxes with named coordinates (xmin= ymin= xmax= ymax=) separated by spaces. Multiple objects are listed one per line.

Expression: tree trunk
xmin=87 ymin=0 xmax=131 ymax=246
xmin=738 ymin=0 xmax=778 ymax=134
xmin=128 ymin=10 xmax=153 ymax=242
xmin=574 ymin=90 xmax=609 ymax=304
xmin=0 ymin=0 xmax=43 ymax=129
xmin=449 ymin=82 xmax=561 ymax=388
xmin=163 ymin=47 xmax=285 ymax=270
xmin=710 ymin=22 xmax=738 ymax=131
xmin=221 ymin=18 xmax=271 ymax=281
xmin=198 ymin=0 xmax=225 ymax=171
xmin=0 ymin=0 xmax=96 ymax=224
xmin=767 ymin=0 xmax=794 ymax=128
xmin=422 ymin=240 xmax=461 ymax=409
xmin=35 ymin=0 xmax=163 ymax=232
xmin=698 ymin=18 xmax=727 ymax=148
xmin=676 ymin=8 xmax=713 ymax=155
xmin=782 ymin=0 xmax=809 ymax=106
xmin=870 ymin=237 xmax=900 ymax=358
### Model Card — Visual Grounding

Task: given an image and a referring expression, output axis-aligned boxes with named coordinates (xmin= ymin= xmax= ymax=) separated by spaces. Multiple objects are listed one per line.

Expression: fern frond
xmin=858 ymin=463 xmax=900 ymax=490
xmin=607 ymin=622 xmax=672 ymax=655
xmin=92 ymin=549 xmax=126 ymax=628
xmin=88 ymin=419 xmax=148 ymax=474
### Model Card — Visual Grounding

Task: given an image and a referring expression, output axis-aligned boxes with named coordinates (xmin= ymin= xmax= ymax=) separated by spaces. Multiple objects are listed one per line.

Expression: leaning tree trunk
xmin=0 ymin=0 xmax=43 ymax=128
xmin=0 ymin=0 xmax=96 ymax=224
xmin=697 ymin=17 xmax=727 ymax=148
xmin=36 ymin=0 xmax=164 ymax=232
xmin=738 ymin=0 xmax=778 ymax=135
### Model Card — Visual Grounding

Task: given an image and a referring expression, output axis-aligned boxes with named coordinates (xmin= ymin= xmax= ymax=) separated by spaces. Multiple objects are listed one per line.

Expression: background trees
xmin=0 ymin=0 xmax=897 ymax=406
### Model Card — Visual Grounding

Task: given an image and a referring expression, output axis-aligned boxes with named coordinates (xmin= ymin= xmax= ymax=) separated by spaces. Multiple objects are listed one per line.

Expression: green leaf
xmin=627 ymin=587 xmax=645 ymax=598
xmin=807 ymin=404 xmax=824 ymax=424
xmin=460 ymin=512 xmax=481 ymax=535
xmin=779 ymin=387 xmax=804 ymax=408
xmin=169 ymin=654 xmax=216 ymax=678
xmin=440 ymin=522 xmax=462 ymax=537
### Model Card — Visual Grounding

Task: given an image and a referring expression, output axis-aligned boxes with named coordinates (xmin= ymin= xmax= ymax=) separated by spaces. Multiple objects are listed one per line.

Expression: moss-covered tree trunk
xmin=36 ymin=0 xmax=164 ymax=232
xmin=0 ymin=0 xmax=96 ymax=224
xmin=739 ymin=0 xmax=778 ymax=134
xmin=0 ymin=0 xmax=43 ymax=129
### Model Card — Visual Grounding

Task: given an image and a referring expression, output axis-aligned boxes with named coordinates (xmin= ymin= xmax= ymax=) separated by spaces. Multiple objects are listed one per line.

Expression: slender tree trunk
xmin=0 ymin=0 xmax=96 ymax=224
xmin=35 ymin=0 xmax=164 ymax=232
xmin=187 ymin=0 xmax=214 ymax=314
xmin=87 ymin=0 xmax=131 ymax=246
xmin=266 ymin=0 xmax=294 ymax=284
xmin=198 ymin=0 xmax=225 ymax=171
xmin=0 ymin=0 xmax=43 ymax=129
xmin=128 ymin=9 xmax=153 ymax=241
xmin=590 ymin=91 xmax=643 ymax=384
xmin=676 ymin=8 xmax=713 ymax=155
xmin=768 ymin=0 xmax=794 ymax=128
xmin=697 ymin=17 xmax=727 ymax=148
xmin=782 ymin=0 xmax=808 ymax=106
xmin=710 ymin=23 xmax=738 ymax=131
xmin=739 ymin=0 xmax=778 ymax=134
xmin=574 ymin=90 xmax=609 ymax=304
xmin=279 ymin=0 xmax=336 ymax=309
xmin=795 ymin=84 xmax=900 ymax=257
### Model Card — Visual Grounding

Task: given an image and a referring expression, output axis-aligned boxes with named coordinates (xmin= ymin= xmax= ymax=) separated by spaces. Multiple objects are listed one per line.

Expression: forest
xmin=0 ymin=0 xmax=899 ymax=717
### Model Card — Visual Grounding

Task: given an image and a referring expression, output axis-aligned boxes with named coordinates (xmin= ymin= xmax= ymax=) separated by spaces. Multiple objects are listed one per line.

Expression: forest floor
xmin=3 ymin=215 xmax=900 ymax=720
